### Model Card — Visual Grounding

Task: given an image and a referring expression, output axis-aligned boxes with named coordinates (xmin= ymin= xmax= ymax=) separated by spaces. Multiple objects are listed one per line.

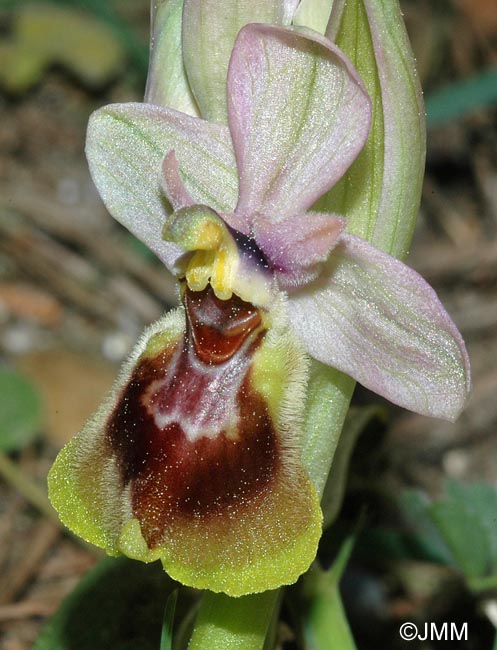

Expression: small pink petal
xmin=288 ymin=233 xmax=471 ymax=420
xmin=227 ymin=24 xmax=371 ymax=225
xmin=86 ymin=102 xmax=238 ymax=273
xmin=254 ymin=212 xmax=345 ymax=288
xmin=220 ymin=211 xmax=251 ymax=234
xmin=161 ymin=150 xmax=195 ymax=210
xmin=161 ymin=151 xmax=250 ymax=234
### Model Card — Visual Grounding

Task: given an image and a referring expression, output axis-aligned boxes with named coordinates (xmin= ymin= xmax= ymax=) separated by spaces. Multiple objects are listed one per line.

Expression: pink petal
xmin=254 ymin=212 xmax=345 ymax=288
xmin=86 ymin=103 xmax=238 ymax=272
xmin=227 ymin=24 xmax=371 ymax=226
xmin=288 ymin=233 xmax=471 ymax=420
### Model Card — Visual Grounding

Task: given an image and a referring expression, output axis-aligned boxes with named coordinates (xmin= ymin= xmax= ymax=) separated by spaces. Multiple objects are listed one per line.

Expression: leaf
xmin=429 ymin=480 xmax=497 ymax=578
xmin=182 ymin=0 xmax=295 ymax=123
xmin=145 ymin=0 xmax=199 ymax=115
xmin=398 ymin=490 xmax=455 ymax=566
xmin=298 ymin=535 xmax=358 ymax=650
xmin=35 ymin=558 xmax=176 ymax=650
xmin=454 ymin=483 xmax=497 ymax=569
xmin=0 ymin=366 xmax=42 ymax=452
xmin=398 ymin=481 xmax=497 ymax=585
xmin=429 ymin=500 xmax=490 ymax=579
xmin=0 ymin=4 xmax=126 ymax=94
xmin=426 ymin=69 xmax=497 ymax=127
xmin=160 ymin=589 xmax=178 ymax=650
xmin=292 ymin=0 xmax=334 ymax=34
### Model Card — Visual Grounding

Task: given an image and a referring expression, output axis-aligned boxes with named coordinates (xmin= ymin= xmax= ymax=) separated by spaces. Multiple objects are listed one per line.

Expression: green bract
xmin=324 ymin=0 xmax=426 ymax=258
xmin=146 ymin=0 xmax=199 ymax=114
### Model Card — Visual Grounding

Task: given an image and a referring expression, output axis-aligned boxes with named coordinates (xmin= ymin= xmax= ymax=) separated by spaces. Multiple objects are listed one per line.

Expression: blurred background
xmin=0 ymin=1 xmax=496 ymax=648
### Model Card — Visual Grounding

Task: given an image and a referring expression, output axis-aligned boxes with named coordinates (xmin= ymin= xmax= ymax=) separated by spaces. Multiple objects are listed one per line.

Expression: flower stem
xmin=0 ymin=451 xmax=56 ymax=521
xmin=188 ymin=590 xmax=279 ymax=650
xmin=0 ymin=451 xmax=100 ymax=554
xmin=302 ymin=363 xmax=355 ymax=495
xmin=468 ymin=575 xmax=497 ymax=594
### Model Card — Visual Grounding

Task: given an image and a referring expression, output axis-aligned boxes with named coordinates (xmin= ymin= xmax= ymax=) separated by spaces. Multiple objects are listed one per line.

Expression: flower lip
xmin=106 ymin=319 xmax=277 ymax=525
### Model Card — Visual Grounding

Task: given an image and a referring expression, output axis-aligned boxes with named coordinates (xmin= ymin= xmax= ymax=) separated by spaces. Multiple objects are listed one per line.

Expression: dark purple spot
xmin=231 ymin=227 xmax=270 ymax=270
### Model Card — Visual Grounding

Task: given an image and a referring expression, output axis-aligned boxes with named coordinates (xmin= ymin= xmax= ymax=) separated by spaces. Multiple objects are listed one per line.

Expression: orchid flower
xmin=48 ymin=21 xmax=470 ymax=598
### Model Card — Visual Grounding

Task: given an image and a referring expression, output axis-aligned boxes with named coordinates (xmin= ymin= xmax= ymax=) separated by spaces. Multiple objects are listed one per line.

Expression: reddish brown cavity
xmin=185 ymin=285 xmax=262 ymax=363
xmin=105 ymin=286 xmax=279 ymax=548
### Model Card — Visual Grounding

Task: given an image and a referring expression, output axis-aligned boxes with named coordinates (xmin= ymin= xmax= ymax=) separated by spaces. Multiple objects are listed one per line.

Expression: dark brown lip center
xmin=106 ymin=285 xmax=277 ymax=543
xmin=184 ymin=284 xmax=263 ymax=364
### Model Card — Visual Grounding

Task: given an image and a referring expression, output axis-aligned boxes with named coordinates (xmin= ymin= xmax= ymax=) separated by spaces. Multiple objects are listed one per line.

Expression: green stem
xmin=467 ymin=575 xmax=497 ymax=594
xmin=0 ymin=451 xmax=56 ymax=521
xmin=188 ymin=591 xmax=279 ymax=650
xmin=0 ymin=451 xmax=99 ymax=554
xmin=302 ymin=364 xmax=355 ymax=496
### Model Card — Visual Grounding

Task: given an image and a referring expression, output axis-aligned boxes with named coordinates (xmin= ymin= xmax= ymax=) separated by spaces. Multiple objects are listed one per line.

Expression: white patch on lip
xmin=142 ymin=339 xmax=254 ymax=444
